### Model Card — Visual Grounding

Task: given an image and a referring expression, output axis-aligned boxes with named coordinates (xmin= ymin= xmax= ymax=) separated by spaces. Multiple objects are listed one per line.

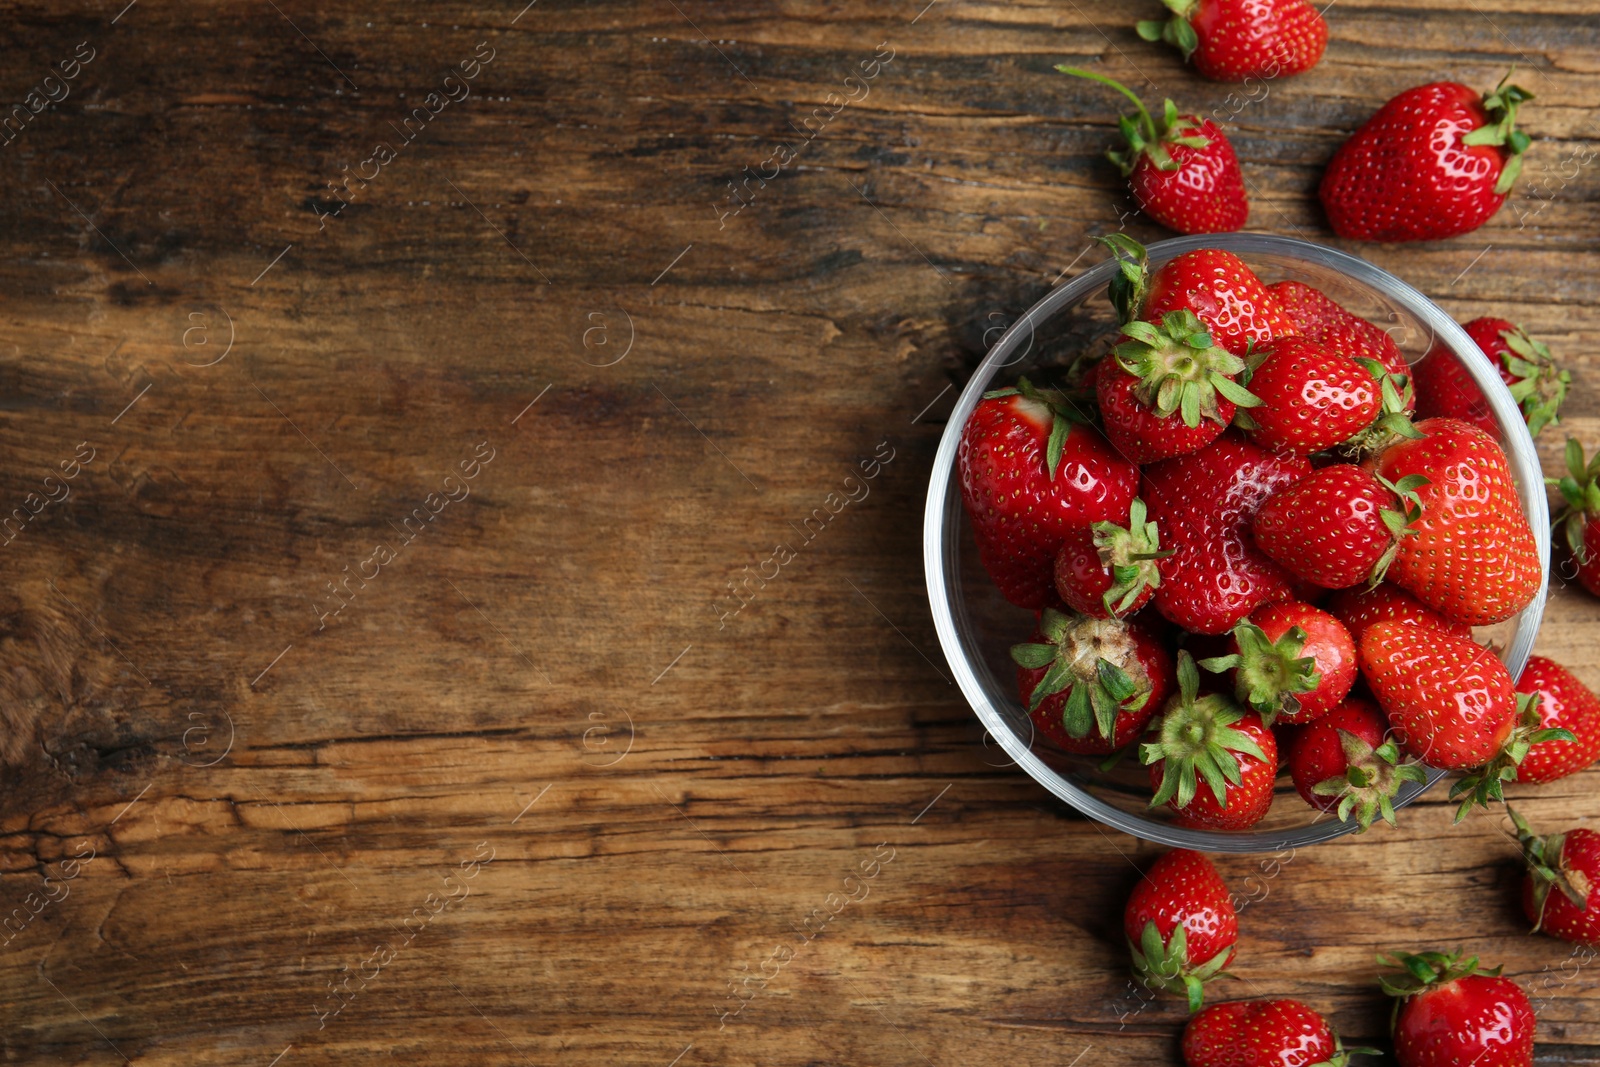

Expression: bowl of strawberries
xmin=924 ymin=232 xmax=1553 ymax=852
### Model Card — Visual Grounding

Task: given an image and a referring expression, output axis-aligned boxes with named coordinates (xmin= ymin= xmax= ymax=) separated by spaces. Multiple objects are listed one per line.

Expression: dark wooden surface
xmin=1 ymin=1 xmax=1599 ymax=1063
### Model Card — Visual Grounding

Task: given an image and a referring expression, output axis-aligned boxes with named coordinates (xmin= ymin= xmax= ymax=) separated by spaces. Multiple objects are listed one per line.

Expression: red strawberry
xmin=1380 ymin=951 xmax=1536 ymax=1067
xmin=1287 ymin=697 xmax=1427 ymax=829
xmin=1013 ymin=608 xmax=1176 ymax=754
xmin=1137 ymin=0 xmax=1327 ymax=83
xmin=1058 ymin=69 xmax=1248 ymax=234
xmin=1238 ymin=336 xmax=1381 ymax=455
xmin=1549 ymin=437 xmax=1600 ymax=598
xmin=1141 ymin=248 xmax=1298 ymax=356
xmin=957 ymin=379 xmax=1140 ymax=608
xmin=1143 ymin=434 xmax=1311 ymax=634
xmin=1124 ymin=848 xmax=1238 ymax=1011
xmin=1268 ymin=280 xmax=1410 ymax=387
xmin=1513 ymin=656 xmax=1600 ymax=784
xmin=1204 ymin=601 xmax=1357 ymax=725
xmin=1325 ymin=584 xmax=1471 ymax=645
xmin=1413 ymin=319 xmax=1568 ymax=437
xmin=1143 ymin=651 xmax=1278 ymax=831
xmin=1372 ymin=417 xmax=1540 ymax=626
xmin=1320 ymin=75 xmax=1534 ymax=242
xmin=1511 ymin=808 xmax=1600 ymax=947
xmin=1183 ymin=999 xmax=1376 ymax=1067
xmin=1252 ymin=465 xmax=1425 ymax=590
xmin=1053 ymin=498 xmax=1170 ymax=618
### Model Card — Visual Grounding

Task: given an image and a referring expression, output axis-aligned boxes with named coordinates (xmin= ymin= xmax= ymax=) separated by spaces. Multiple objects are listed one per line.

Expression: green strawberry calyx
xmin=1141 ymin=650 xmax=1268 ymax=811
xmin=1448 ymin=691 xmax=1577 ymax=823
xmin=1508 ymin=806 xmax=1594 ymax=933
xmin=982 ymin=376 xmax=1094 ymax=481
xmin=1199 ymin=620 xmax=1320 ymax=726
xmin=1548 ymin=436 xmax=1600 ymax=565
xmin=1496 ymin=325 xmax=1569 ymax=435
xmin=1311 ymin=730 xmax=1429 ymax=832
xmin=1339 ymin=358 xmax=1423 ymax=459
xmin=1134 ymin=0 xmax=1202 ymax=64
xmin=1100 ymin=233 xmax=1150 ymax=325
xmin=1378 ymin=949 xmax=1500 ymax=1029
xmin=1115 ymin=310 xmax=1263 ymax=429
xmin=1367 ymin=472 xmax=1429 ymax=588
xmin=1054 ymin=67 xmax=1213 ymax=177
xmin=1011 ymin=609 xmax=1154 ymax=744
xmin=1461 ymin=72 xmax=1535 ymax=196
xmin=1309 ymin=1031 xmax=1384 ymax=1067
xmin=1092 ymin=497 xmax=1173 ymax=617
xmin=1127 ymin=917 xmax=1232 ymax=1014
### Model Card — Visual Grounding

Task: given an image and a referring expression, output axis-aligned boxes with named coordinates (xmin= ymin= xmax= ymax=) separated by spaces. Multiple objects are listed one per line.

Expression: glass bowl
xmin=923 ymin=233 xmax=1550 ymax=853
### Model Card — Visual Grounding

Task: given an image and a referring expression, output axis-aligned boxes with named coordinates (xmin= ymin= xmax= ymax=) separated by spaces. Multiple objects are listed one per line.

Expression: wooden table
xmin=1 ymin=1 xmax=1597 ymax=1062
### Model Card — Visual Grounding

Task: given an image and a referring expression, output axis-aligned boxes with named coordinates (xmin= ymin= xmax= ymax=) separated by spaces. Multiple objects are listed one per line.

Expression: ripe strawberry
xmin=1143 ymin=651 xmax=1278 ymax=831
xmin=1320 ymin=75 xmax=1534 ymax=242
xmin=1287 ymin=697 xmax=1427 ymax=829
xmin=1513 ymin=656 xmax=1600 ymax=784
xmin=1097 ymin=311 xmax=1262 ymax=464
xmin=1325 ymin=584 xmax=1471 ymax=645
xmin=1124 ymin=848 xmax=1238 ymax=1012
xmin=1414 ymin=319 xmax=1568 ymax=437
xmin=1013 ymin=608 xmax=1176 ymax=754
xmin=1548 ymin=437 xmax=1600 ymax=598
xmin=1183 ymin=999 xmax=1377 ymax=1067
xmin=958 ymin=379 xmax=1140 ymax=608
xmin=1058 ymin=69 xmax=1248 ymax=234
xmin=1203 ymin=601 xmax=1357 ymax=725
xmin=1252 ymin=465 xmax=1426 ymax=590
xmin=1380 ymin=951 xmax=1536 ymax=1067
xmin=1268 ymin=280 xmax=1410 ymax=387
xmin=1054 ymin=498 xmax=1171 ymax=618
xmin=1237 ymin=336 xmax=1381 ymax=455
xmin=1142 ymin=433 xmax=1311 ymax=634
xmin=1137 ymin=0 xmax=1327 ymax=82
xmin=1511 ymin=808 xmax=1600 ymax=947
xmin=1140 ymin=248 xmax=1298 ymax=356
xmin=1372 ymin=417 xmax=1540 ymax=627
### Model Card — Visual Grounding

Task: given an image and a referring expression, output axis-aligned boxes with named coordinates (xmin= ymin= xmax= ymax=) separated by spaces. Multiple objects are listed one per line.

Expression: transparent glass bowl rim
xmin=921 ymin=232 xmax=1551 ymax=853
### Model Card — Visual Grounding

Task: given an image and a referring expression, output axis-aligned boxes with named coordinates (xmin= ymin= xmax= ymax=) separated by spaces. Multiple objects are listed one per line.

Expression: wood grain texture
xmin=0 ymin=0 xmax=1597 ymax=1063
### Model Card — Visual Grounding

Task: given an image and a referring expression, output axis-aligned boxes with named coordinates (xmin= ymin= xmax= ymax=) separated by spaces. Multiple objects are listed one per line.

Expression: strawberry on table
xmin=1140 ymin=247 xmax=1298 ymax=356
xmin=1057 ymin=68 xmax=1248 ymax=235
xmin=1414 ymin=318 xmax=1568 ymax=437
xmin=1513 ymin=656 xmax=1600 ymax=784
xmin=1268 ymin=279 xmax=1411 ymax=388
xmin=1143 ymin=433 xmax=1310 ymax=634
xmin=1510 ymin=808 xmax=1600 ymax=947
xmin=1203 ymin=601 xmax=1357 ymax=725
xmin=1320 ymin=74 xmax=1534 ymax=242
xmin=1136 ymin=0 xmax=1327 ymax=82
xmin=957 ymin=378 xmax=1140 ymax=608
xmin=1325 ymin=583 xmax=1471 ymax=645
xmin=1549 ymin=437 xmax=1600 ymax=598
xmin=1252 ymin=465 xmax=1426 ymax=590
xmin=1183 ymin=999 xmax=1377 ymax=1067
xmin=1372 ymin=417 xmax=1540 ymax=627
xmin=1143 ymin=651 xmax=1278 ymax=831
xmin=1013 ymin=608 xmax=1175 ymax=755
xmin=1053 ymin=498 xmax=1170 ymax=618
xmin=1287 ymin=697 xmax=1427 ymax=829
xmin=1380 ymin=951 xmax=1536 ymax=1067
xmin=1124 ymin=848 xmax=1238 ymax=1011
xmin=1237 ymin=336 xmax=1381 ymax=455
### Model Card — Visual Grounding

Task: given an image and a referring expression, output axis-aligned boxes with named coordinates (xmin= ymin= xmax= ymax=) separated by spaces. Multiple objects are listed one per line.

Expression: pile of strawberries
xmin=958 ymin=237 xmax=1599 ymax=832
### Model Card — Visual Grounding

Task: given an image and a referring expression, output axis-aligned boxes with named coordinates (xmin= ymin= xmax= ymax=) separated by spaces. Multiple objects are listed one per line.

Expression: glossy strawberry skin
xmin=958 ymin=394 xmax=1141 ymax=608
xmin=1253 ymin=465 xmax=1395 ymax=589
xmin=1521 ymin=828 xmax=1600 ymax=946
xmin=1019 ymin=620 xmax=1175 ymax=755
xmin=1320 ymin=82 xmax=1516 ymax=242
xmin=1148 ymin=709 xmax=1277 ymax=830
xmin=1182 ymin=998 xmax=1339 ymax=1067
xmin=1360 ymin=621 xmax=1517 ymax=770
xmin=1185 ymin=0 xmax=1328 ymax=82
xmin=1143 ymin=434 xmax=1312 ymax=634
xmin=1393 ymin=973 xmax=1535 ymax=1067
xmin=1249 ymin=601 xmax=1357 ymax=724
xmin=1268 ymin=279 xmax=1411 ymax=389
xmin=1373 ymin=418 xmax=1540 ymax=627
xmin=1243 ymin=336 xmax=1380 ymax=455
xmin=1097 ymin=357 xmax=1233 ymax=465
xmin=1326 ymin=584 xmax=1472 ymax=646
xmin=1053 ymin=525 xmax=1155 ymax=618
xmin=1515 ymin=656 xmax=1600 ymax=784
xmin=1131 ymin=116 xmax=1249 ymax=235
xmin=1124 ymin=849 xmax=1238 ymax=970
xmin=1142 ymin=250 xmax=1298 ymax=356
xmin=1287 ymin=697 xmax=1389 ymax=810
